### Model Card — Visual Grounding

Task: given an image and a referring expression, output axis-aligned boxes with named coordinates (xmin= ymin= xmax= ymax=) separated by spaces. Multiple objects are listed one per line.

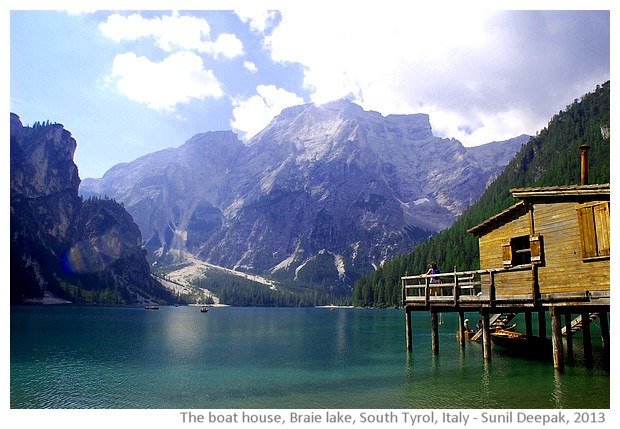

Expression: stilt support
xmin=600 ymin=311 xmax=610 ymax=369
xmin=551 ymin=306 xmax=564 ymax=371
xmin=581 ymin=311 xmax=593 ymax=367
xmin=525 ymin=311 xmax=533 ymax=337
xmin=458 ymin=311 xmax=466 ymax=347
xmin=431 ymin=311 xmax=439 ymax=354
xmin=482 ymin=313 xmax=491 ymax=360
xmin=405 ymin=307 xmax=413 ymax=351
xmin=538 ymin=310 xmax=547 ymax=338
xmin=564 ymin=313 xmax=573 ymax=357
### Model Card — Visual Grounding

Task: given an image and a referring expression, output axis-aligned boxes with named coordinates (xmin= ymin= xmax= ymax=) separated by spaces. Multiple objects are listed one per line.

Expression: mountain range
xmin=80 ymin=99 xmax=528 ymax=298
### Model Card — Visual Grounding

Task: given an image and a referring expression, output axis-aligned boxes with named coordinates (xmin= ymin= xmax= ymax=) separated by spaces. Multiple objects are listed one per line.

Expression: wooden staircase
xmin=469 ymin=313 xmax=517 ymax=341
xmin=562 ymin=313 xmax=599 ymax=336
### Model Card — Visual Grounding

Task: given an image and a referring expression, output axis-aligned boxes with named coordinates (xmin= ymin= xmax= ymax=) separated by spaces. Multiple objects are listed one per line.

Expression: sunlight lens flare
xmin=62 ymin=230 xmax=122 ymax=274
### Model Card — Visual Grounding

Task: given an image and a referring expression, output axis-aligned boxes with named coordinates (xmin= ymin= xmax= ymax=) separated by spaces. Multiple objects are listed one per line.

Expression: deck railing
xmin=401 ymin=265 xmax=533 ymax=307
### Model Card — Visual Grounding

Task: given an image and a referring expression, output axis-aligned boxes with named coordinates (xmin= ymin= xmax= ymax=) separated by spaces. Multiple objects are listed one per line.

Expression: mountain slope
xmin=80 ymin=100 xmax=527 ymax=301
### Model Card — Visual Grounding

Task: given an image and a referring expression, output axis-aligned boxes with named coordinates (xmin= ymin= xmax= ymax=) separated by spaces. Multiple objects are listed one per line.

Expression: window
xmin=502 ymin=234 xmax=544 ymax=267
xmin=577 ymin=202 xmax=610 ymax=260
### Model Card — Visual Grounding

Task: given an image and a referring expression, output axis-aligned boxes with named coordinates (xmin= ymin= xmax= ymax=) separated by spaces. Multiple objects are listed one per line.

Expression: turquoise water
xmin=10 ymin=306 xmax=609 ymax=409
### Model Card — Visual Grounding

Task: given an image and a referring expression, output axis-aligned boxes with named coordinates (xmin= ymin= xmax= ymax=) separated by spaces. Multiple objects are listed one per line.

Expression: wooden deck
xmin=402 ymin=264 xmax=609 ymax=309
xmin=401 ymin=265 xmax=610 ymax=370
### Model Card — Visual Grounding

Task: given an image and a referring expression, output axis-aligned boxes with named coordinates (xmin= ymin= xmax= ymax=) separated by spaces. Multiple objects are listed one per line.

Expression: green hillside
xmin=352 ymin=81 xmax=610 ymax=308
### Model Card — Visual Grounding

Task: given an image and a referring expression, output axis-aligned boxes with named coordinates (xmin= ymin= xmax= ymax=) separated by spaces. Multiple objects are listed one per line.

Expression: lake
xmin=10 ymin=305 xmax=609 ymax=409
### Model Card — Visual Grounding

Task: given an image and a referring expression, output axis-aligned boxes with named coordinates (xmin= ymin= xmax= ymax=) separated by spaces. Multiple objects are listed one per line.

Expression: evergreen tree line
xmin=189 ymin=270 xmax=348 ymax=307
xmin=22 ymin=119 xmax=60 ymax=130
xmin=352 ymin=81 xmax=610 ymax=308
xmin=29 ymin=120 xmax=54 ymax=128
xmin=82 ymin=194 xmax=125 ymax=208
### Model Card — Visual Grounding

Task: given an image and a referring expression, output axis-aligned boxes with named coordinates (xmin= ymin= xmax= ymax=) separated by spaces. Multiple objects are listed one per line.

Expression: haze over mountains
xmin=80 ymin=99 xmax=528 ymax=294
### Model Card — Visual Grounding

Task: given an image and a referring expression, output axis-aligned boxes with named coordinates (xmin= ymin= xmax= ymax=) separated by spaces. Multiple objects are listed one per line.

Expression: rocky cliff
xmin=80 ymin=100 xmax=529 ymax=294
xmin=10 ymin=113 xmax=175 ymax=305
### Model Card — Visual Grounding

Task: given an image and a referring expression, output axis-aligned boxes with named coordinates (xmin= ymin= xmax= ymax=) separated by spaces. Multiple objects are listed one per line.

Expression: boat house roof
xmin=467 ymin=183 xmax=610 ymax=237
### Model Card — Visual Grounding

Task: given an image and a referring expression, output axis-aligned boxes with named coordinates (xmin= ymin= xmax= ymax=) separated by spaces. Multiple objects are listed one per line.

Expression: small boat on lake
xmin=144 ymin=305 xmax=160 ymax=310
xmin=465 ymin=323 xmax=517 ymax=341
xmin=491 ymin=329 xmax=552 ymax=359
xmin=459 ymin=323 xmax=517 ymax=341
xmin=200 ymin=306 xmax=209 ymax=313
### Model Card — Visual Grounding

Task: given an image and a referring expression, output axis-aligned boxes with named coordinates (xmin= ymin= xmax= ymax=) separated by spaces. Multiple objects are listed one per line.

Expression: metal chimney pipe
xmin=579 ymin=144 xmax=590 ymax=185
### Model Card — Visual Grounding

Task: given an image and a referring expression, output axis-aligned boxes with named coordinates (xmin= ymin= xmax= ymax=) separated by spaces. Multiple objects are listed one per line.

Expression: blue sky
xmin=6 ymin=3 xmax=613 ymax=179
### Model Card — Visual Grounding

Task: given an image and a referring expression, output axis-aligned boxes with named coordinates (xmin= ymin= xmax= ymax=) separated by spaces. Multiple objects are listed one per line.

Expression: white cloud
xmin=231 ymin=85 xmax=304 ymax=140
xmin=99 ymin=12 xmax=240 ymax=112
xmin=108 ymin=51 xmax=223 ymax=112
xmin=234 ymin=10 xmax=278 ymax=33
xmin=244 ymin=61 xmax=258 ymax=73
xmin=99 ymin=12 xmax=243 ymax=58
xmin=266 ymin=7 xmax=493 ymax=107
xmin=208 ymin=33 xmax=244 ymax=59
xmin=265 ymin=8 xmax=610 ymax=146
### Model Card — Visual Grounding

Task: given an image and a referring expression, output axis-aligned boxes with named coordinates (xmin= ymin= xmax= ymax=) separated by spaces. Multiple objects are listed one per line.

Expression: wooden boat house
xmin=401 ymin=145 xmax=610 ymax=369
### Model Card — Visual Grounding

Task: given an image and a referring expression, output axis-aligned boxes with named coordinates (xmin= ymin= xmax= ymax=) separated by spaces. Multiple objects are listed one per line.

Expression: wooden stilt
xmin=482 ymin=313 xmax=491 ymax=360
xmin=525 ymin=311 xmax=533 ymax=337
xmin=599 ymin=311 xmax=610 ymax=369
xmin=581 ymin=311 xmax=593 ymax=367
xmin=538 ymin=310 xmax=547 ymax=338
xmin=458 ymin=311 xmax=466 ymax=347
xmin=551 ymin=306 xmax=564 ymax=371
xmin=405 ymin=307 xmax=413 ymax=351
xmin=564 ymin=312 xmax=573 ymax=358
xmin=431 ymin=311 xmax=439 ymax=354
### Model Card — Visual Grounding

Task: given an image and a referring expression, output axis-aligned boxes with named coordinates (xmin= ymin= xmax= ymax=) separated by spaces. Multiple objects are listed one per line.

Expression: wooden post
xmin=580 ymin=144 xmax=590 ymax=185
xmin=599 ymin=311 xmax=610 ymax=369
xmin=525 ymin=311 xmax=533 ymax=337
xmin=538 ymin=310 xmax=547 ymax=338
xmin=453 ymin=266 xmax=459 ymax=306
xmin=489 ymin=271 xmax=496 ymax=306
xmin=482 ymin=313 xmax=491 ymax=360
xmin=531 ymin=264 xmax=540 ymax=306
xmin=458 ymin=311 xmax=466 ymax=347
xmin=551 ymin=306 xmax=564 ymax=371
xmin=405 ymin=307 xmax=413 ymax=351
xmin=564 ymin=313 xmax=573 ymax=358
xmin=581 ymin=311 xmax=593 ymax=367
xmin=431 ymin=311 xmax=439 ymax=354
xmin=401 ymin=277 xmax=406 ymax=307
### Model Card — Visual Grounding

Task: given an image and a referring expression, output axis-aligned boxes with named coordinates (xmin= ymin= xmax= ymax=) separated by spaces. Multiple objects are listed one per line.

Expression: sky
xmin=5 ymin=1 xmax=614 ymax=179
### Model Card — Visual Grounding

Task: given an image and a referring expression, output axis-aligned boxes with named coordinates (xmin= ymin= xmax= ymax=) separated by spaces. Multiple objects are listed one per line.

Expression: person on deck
xmin=426 ymin=262 xmax=440 ymax=284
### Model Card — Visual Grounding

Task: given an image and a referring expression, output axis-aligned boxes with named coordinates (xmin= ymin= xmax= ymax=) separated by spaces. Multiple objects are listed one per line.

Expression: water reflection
xmin=480 ymin=358 xmax=491 ymax=401
xmin=332 ymin=309 xmax=348 ymax=367
xmin=551 ymin=368 xmax=566 ymax=408
xmin=160 ymin=306 xmax=204 ymax=362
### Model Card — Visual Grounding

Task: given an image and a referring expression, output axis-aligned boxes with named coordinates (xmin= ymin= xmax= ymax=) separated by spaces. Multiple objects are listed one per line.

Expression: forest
xmin=352 ymin=81 xmax=610 ymax=308
xmin=188 ymin=270 xmax=346 ymax=306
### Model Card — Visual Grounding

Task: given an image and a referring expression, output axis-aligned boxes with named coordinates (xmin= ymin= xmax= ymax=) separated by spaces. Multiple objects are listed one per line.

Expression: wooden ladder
xmin=561 ymin=312 xmax=599 ymax=336
xmin=469 ymin=313 xmax=517 ymax=341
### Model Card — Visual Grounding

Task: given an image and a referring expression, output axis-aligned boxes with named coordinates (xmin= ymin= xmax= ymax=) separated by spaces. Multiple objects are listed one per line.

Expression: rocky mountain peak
xmin=10 ymin=116 xmax=80 ymax=199
xmin=79 ymin=101 xmax=528 ymax=293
